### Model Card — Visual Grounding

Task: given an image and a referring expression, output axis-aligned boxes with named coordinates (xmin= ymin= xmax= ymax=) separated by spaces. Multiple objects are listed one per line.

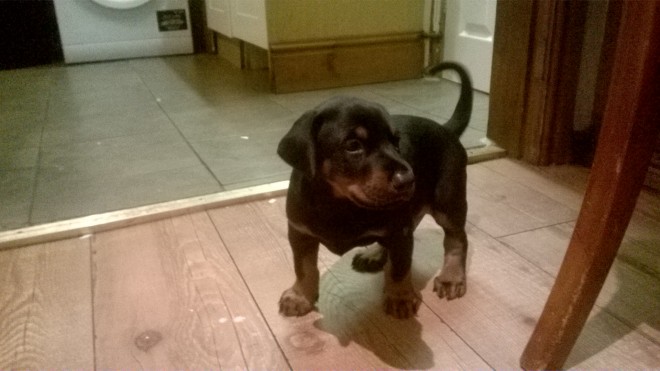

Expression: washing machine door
xmin=91 ymin=0 xmax=150 ymax=9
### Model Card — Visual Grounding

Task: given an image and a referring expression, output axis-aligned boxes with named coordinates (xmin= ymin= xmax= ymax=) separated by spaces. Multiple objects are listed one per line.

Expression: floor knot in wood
xmin=134 ymin=330 xmax=163 ymax=352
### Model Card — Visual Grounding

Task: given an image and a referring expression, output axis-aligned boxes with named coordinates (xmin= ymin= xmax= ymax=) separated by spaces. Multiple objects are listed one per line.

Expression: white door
xmin=206 ymin=0 xmax=233 ymax=37
xmin=443 ymin=0 xmax=497 ymax=93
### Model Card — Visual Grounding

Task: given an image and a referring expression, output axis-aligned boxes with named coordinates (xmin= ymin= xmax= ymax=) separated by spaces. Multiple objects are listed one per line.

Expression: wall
xmin=265 ymin=0 xmax=424 ymax=44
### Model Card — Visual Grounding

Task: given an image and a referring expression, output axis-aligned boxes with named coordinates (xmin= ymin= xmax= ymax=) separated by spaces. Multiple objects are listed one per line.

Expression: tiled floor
xmin=0 ymin=54 xmax=489 ymax=231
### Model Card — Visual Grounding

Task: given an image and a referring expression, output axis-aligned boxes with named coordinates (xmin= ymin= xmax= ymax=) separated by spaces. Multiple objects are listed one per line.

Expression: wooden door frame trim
xmin=488 ymin=0 xmax=589 ymax=165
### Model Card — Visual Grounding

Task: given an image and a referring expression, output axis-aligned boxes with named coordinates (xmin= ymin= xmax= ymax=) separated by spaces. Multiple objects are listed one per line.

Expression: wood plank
xmin=415 ymin=216 xmax=660 ymax=369
xmin=622 ymin=208 xmax=660 ymax=279
xmin=564 ymin=305 xmax=660 ymax=369
xmin=500 ymin=223 xmax=660 ymax=344
xmin=414 ymin=217 xmax=549 ymax=369
xmin=92 ymin=212 xmax=288 ymax=369
xmin=0 ymin=238 xmax=93 ymax=369
xmin=466 ymin=163 xmax=578 ymax=237
xmin=481 ymin=158 xmax=585 ymax=210
xmin=208 ymin=199 xmax=490 ymax=370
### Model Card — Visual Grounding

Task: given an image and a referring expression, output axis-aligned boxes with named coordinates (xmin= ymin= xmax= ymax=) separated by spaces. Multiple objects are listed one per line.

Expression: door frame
xmin=488 ymin=0 xmax=618 ymax=165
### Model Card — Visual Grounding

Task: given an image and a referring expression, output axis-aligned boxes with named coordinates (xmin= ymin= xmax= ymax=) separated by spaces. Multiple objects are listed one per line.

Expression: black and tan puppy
xmin=277 ymin=62 xmax=472 ymax=319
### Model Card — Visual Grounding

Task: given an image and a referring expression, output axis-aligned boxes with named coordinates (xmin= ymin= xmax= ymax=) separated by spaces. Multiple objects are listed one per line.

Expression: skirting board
xmin=269 ymin=33 xmax=425 ymax=93
xmin=0 ymin=146 xmax=505 ymax=250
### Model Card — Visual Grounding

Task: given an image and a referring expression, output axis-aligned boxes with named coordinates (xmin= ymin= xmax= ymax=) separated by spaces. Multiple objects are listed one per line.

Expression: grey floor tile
xmin=42 ymin=106 xmax=175 ymax=146
xmin=269 ymin=85 xmax=417 ymax=116
xmin=367 ymin=77 xmax=459 ymax=112
xmin=0 ymin=120 xmax=43 ymax=151
xmin=0 ymin=146 xmax=39 ymax=170
xmin=224 ymin=172 xmax=292 ymax=191
xmin=47 ymin=83 xmax=160 ymax=120
xmin=30 ymin=165 xmax=222 ymax=224
xmin=0 ymin=168 xmax=35 ymax=230
xmin=0 ymin=75 xmax=50 ymax=123
xmin=0 ymin=95 xmax=49 ymax=117
xmin=267 ymin=89 xmax=341 ymax=114
xmin=134 ymin=56 xmax=269 ymax=110
xmin=189 ymin=128 xmax=291 ymax=186
xmin=49 ymin=61 xmax=143 ymax=94
xmin=0 ymin=117 xmax=44 ymax=170
xmin=152 ymin=86 xmax=262 ymax=114
xmin=460 ymin=127 xmax=489 ymax=150
xmin=470 ymin=93 xmax=490 ymax=132
xmin=0 ymin=67 xmax=54 ymax=101
xmin=167 ymin=97 xmax=294 ymax=141
xmin=0 ymin=110 xmax=47 ymax=125
xmin=38 ymin=130 xmax=202 ymax=184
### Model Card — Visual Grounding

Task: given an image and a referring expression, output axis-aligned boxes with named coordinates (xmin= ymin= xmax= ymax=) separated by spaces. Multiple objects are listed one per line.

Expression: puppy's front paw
xmin=279 ymin=287 xmax=314 ymax=316
xmin=384 ymin=289 xmax=421 ymax=319
xmin=433 ymin=267 xmax=466 ymax=300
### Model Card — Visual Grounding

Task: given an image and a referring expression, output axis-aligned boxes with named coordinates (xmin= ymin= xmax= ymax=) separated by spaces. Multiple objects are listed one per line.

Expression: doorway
xmin=0 ymin=0 xmax=63 ymax=70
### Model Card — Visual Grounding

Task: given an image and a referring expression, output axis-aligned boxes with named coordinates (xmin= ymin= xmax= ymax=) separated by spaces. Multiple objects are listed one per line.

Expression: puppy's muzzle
xmin=392 ymin=168 xmax=415 ymax=193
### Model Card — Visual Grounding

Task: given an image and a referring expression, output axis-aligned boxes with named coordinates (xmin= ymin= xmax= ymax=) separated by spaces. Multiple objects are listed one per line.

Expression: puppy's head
xmin=278 ymin=96 xmax=414 ymax=209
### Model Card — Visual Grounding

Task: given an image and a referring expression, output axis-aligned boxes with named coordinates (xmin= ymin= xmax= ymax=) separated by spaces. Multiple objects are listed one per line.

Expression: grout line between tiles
xmin=132 ymin=63 xmax=227 ymax=192
xmin=26 ymin=81 xmax=53 ymax=228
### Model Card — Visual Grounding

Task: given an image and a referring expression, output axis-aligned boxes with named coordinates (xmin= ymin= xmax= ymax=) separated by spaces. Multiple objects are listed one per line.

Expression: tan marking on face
xmin=323 ymin=159 xmax=350 ymax=198
xmin=324 ymin=159 xmax=407 ymax=207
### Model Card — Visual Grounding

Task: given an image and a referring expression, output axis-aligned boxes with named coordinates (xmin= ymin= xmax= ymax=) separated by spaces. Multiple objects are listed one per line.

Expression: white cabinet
xmin=206 ymin=0 xmax=268 ymax=49
xmin=206 ymin=0 xmax=233 ymax=37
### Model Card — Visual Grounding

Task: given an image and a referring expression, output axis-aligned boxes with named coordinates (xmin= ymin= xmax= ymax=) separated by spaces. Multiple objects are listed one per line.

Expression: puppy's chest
xmin=291 ymin=211 xmax=393 ymax=254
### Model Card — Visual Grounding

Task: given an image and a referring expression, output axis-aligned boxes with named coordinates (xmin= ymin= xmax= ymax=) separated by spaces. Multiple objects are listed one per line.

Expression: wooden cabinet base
xmin=269 ymin=33 xmax=425 ymax=93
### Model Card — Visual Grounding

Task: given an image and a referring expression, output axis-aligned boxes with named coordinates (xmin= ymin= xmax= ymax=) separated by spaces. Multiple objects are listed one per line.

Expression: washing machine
xmin=54 ymin=0 xmax=193 ymax=63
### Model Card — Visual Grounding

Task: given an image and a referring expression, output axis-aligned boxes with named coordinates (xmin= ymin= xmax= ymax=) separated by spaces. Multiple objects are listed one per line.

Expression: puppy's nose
xmin=392 ymin=169 xmax=414 ymax=191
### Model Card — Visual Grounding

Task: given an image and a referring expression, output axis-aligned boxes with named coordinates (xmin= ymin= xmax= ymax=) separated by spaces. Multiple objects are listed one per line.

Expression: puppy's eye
xmin=344 ymin=139 xmax=364 ymax=154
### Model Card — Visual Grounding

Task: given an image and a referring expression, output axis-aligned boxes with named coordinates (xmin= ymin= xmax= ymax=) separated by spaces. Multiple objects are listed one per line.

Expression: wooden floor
xmin=1 ymin=158 xmax=658 ymax=370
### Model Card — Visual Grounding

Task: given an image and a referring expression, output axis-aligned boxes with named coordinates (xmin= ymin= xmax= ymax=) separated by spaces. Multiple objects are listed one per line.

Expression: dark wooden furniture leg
xmin=520 ymin=1 xmax=660 ymax=369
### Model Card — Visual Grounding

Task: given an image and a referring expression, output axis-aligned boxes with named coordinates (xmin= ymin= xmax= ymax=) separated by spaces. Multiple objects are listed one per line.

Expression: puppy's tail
xmin=425 ymin=62 xmax=473 ymax=138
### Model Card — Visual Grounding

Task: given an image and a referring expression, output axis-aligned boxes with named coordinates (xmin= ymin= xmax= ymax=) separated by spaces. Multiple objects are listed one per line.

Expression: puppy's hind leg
xmin=279 ymin=226 xmax=320 ymax=316
xmin=352 ymin=244 xmax=388 ymax=272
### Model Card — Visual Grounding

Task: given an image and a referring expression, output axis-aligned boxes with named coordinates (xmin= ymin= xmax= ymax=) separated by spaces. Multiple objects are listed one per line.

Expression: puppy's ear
xmin=278 ymin=110 xmax=318 ymax=177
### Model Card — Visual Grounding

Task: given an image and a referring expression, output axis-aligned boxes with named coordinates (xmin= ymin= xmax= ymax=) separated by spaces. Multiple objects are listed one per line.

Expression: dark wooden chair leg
xmin=520 ymin=1 xmax=660 ymax=369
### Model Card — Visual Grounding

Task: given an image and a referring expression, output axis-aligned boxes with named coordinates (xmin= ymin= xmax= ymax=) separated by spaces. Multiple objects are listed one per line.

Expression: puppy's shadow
xmin=312 ymin=229 xmax=446 ymax=369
